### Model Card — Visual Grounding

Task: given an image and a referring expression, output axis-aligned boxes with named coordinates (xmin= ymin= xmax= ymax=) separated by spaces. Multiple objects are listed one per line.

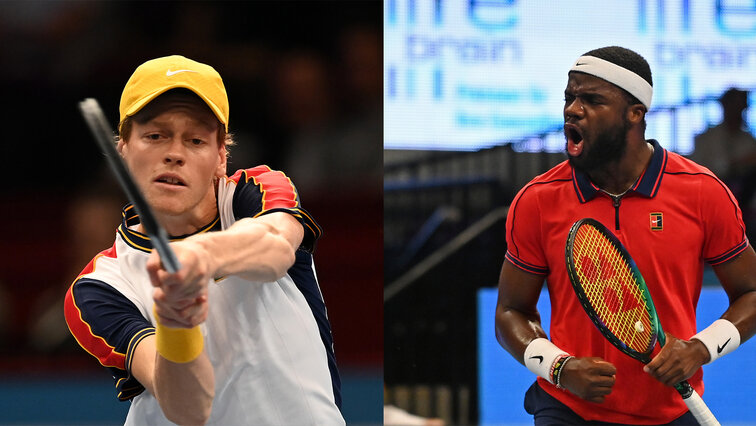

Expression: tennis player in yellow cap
xmin=65 ymin=55 xmax=344 ymax=425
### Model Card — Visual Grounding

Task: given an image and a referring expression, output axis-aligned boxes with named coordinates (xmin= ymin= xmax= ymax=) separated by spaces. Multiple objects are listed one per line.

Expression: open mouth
xmin=564 ymin=124 xmax=584 ymax=156
xmin=155 ymin=174 xmax=186 ymax=186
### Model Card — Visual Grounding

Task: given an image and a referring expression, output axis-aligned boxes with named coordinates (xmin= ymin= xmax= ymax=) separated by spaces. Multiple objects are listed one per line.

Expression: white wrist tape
xmin=523 ymin=338 xmax=568 ymax=384
xmin=692 ymin=319 xmax=740 ymax=364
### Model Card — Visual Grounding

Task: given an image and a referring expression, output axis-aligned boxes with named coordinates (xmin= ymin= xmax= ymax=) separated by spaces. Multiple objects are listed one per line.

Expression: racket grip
xmin=683 ymin=389 xmax=720 ymax=426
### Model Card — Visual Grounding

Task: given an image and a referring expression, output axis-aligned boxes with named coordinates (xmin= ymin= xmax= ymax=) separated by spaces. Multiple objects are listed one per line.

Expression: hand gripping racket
xmin=565 ymin=218 xmax=719 ymax=426
xmin=78 ymin=98 xmax=181 ymax=273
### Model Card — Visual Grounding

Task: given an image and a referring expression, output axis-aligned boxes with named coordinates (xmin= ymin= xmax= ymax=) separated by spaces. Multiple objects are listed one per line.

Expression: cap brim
xmin=123 ymin=84 xmax=228 ymax=132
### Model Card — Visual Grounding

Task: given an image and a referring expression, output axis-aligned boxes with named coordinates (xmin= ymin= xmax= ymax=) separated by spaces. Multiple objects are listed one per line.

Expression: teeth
xmin=160 ymin=177 xmax=181 ymax=185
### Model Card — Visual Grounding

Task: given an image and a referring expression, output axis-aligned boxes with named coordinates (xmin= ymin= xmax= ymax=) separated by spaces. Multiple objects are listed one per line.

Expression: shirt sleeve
xmin=229 ymin=166 xmax=322 ymax=252
xmin=699 ymin=174 xmax=749 ymax=265
xmin=505 ymin=184 xmax=549 ymax=275
xmin=64 ymin=278 xmax=155 ymax=401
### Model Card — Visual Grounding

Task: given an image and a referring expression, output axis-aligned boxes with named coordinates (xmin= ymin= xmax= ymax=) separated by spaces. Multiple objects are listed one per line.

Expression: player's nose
xmin=163 ymin=138 xmax=186 ymax=165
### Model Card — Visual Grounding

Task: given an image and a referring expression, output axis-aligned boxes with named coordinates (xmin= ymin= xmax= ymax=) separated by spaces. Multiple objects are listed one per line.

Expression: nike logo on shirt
xmin=165 ymin=69 xmax=197 ymax=76
xmin=717 ymin=338 xmax=731 ymax=354
xmin=530 ymin=355 xmax=544 ymax=364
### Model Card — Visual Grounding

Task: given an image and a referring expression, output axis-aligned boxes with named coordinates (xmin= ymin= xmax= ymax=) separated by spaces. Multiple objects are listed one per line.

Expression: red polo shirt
xmin=505 ymin=140 xmax=748 ymax=424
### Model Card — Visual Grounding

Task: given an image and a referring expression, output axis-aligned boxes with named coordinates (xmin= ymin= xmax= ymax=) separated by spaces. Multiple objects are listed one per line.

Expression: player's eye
xmin=145 ymin=133 xmax=163 ymax=141
xmin=190 ymin=138 xmax=204 ymax=145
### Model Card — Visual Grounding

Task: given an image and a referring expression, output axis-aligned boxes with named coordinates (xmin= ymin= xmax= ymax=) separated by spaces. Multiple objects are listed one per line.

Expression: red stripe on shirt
xmin=64 ymin=244 xmax=127 ymax=369
xmin=229 ymin=165 xmax=272 ymax=184
xmin=230 ymin=166 xmax=299 ymax=212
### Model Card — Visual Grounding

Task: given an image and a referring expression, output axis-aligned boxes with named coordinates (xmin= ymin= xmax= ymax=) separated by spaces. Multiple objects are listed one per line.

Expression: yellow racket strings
xmin=573 ymin=225 xmax=653 ymax=352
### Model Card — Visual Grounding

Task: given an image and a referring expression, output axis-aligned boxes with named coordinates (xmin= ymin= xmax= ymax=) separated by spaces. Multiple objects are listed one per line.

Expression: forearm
xmin=689 ymin=285 xmax=756 ymax=366
xmin=154 ymin=352 xmax=215 ymax=425
xmin=495 ymin=261 xmax=549 ymax=363
xmin=496 ymin=303 xmax=585 ymax=392
xmin=131 ymin=336 xmax=215 ymax=425
xmin=721 ymin=289 xmax=756 ymax=342
xmin=714 ymin=247 xmax=756 ymax=343
xmin=190 ymin=214 xmax=302 ymax=282
xmin=495 ymin=304 xmax=547 ymax=364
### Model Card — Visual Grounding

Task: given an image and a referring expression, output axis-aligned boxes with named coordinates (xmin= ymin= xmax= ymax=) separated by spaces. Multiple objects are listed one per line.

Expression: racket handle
xmin=682 ymin=388 xmax=720 ymax=426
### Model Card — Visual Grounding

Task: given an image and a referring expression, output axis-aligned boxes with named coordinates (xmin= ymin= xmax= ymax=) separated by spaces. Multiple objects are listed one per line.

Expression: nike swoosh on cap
xmin=575 ymin=62 xmax=587 ymax=66
xmin=166 ymin=69 xmax=197 ymax=77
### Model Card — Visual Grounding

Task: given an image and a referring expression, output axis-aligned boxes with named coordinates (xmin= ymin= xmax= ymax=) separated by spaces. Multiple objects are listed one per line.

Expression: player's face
xmin=119 ymin=96 xmax=226 ymax=234
xmin=563 ymin=72 xmax=632 ymax=174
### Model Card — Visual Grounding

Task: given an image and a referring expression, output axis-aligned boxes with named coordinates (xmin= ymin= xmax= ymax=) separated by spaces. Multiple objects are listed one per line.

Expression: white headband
xmin=570 ymin=55 xmax=653 ymax=109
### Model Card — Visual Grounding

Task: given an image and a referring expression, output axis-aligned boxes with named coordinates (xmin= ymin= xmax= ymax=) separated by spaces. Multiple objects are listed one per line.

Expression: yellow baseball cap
xmin=119 ymin=55 xmax=229 ymax=132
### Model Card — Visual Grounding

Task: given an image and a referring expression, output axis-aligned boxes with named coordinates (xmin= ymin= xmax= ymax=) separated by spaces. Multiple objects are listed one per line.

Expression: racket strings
xmin=573 ymin=225 xmax=653 ymax=352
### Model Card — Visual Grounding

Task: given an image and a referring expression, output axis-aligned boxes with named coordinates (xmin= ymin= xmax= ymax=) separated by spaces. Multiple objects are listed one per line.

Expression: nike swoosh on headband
xmin=165 ymin=69 xmax=198 ymax=77
xmin=570 ymin=55 xmax=653 ymax=109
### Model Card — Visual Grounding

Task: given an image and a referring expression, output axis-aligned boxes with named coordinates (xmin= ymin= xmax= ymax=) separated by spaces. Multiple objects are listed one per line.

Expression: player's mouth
xmin=564 ymin=123 xmax=584 ymax=157
xmin=154 ymin=173 xmax=187 ymax=187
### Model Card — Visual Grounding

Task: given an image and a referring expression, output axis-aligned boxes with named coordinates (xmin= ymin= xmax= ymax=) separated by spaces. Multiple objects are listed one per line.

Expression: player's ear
xmin=216 ymin=143 xmax=227 ymax=177
xmin=117 ymin=138 xmax=128 ymax=157
xmin=626 ymin=103 xmax=646 ymax=125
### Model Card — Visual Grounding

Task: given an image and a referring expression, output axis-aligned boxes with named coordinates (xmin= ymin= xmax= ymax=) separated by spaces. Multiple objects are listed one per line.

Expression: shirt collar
xmin=117 ymin=204 xmax=221 ymax=252
xmin=572 ymin=139 xmax=668 ymax=203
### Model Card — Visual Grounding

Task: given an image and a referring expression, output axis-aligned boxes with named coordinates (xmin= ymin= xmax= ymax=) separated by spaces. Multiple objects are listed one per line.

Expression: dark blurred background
xmin=0 ymin=1 xmax=382 ymax=424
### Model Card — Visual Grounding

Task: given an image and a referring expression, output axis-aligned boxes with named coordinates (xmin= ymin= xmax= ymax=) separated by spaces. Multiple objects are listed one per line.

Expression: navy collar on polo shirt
xmin=572 ymin=139 xmax=668 ymax=203
xmin=117 ymin=204 xmax=221 ymax=253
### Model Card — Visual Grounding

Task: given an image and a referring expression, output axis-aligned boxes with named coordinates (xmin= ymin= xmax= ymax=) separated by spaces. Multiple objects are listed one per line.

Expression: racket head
xmin=565 ymin=218 xmax=661 ymax=363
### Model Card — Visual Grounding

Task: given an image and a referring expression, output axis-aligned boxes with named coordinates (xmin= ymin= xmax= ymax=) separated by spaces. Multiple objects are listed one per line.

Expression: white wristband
xmin=523 ymin=338 xmax=568 ymax=384
xmin=691 ymin=319 xmax=740 ymax=364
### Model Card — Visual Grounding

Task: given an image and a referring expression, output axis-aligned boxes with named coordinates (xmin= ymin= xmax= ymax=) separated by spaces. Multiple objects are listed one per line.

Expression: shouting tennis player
xmin=495 ymin=46 xmax=756 ymax=425
xmin=64 ymin=55 xmax=344 ymax=425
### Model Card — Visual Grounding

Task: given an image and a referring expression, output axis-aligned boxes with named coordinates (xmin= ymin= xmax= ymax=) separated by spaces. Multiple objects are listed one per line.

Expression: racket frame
xmin=565 ymin=218 xmax=662 ymax=363
xmin=565 ymin=218 xmax=707 ymax=406
xmin=78 ymin=98 xmax=181 ymax=274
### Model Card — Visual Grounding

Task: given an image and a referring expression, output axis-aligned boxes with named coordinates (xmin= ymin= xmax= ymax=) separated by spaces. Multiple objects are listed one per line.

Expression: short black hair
xmin=581 ymin=46 xmax=652 ymax=108
xmin=582 ymin=46 xmax=652 ymax=86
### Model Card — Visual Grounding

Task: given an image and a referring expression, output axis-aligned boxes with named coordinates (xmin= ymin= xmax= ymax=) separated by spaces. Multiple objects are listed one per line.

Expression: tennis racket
xmin=565 ymin=218 xmax=719 ymax=426
xmin=78 ymin=98 xmax=181 ymax=273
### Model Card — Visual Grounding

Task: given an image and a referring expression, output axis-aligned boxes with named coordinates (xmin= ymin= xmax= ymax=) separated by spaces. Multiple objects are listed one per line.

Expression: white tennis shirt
xmin=65 ymin=166 xmax=344 ymax=425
